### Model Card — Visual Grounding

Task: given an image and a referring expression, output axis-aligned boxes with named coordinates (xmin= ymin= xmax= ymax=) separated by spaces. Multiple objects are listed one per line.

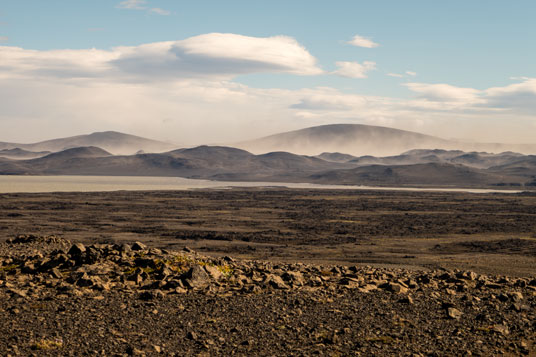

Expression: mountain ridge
xmin=0 ymin=131 xmax=177 ymax=155
xmin=0 ymin=144 xmax=535 ymax=189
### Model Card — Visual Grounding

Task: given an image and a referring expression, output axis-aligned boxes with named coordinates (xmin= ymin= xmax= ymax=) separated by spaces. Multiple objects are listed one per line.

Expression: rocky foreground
xmin=0 ymin=235 xmax=535 ymax=356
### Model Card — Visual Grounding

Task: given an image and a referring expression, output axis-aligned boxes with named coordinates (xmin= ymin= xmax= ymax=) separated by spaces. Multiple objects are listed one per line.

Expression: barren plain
xmin=2 ymin=189 xmax=536 ymax=275
xmin=1 ymin=189 xmax=536 ymax=355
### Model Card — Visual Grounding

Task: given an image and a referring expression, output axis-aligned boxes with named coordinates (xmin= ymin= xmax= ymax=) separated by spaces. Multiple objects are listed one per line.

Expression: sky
xmin=0 ymin=0 xmax=535 ymax=145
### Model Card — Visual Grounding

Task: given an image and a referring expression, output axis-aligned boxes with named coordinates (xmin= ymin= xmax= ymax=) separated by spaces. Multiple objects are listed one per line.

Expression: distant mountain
xmin=488 ymin=156 xmax=536 ymax=176
xmin=347 ymin=149 xmax=527 ymax=170
xmin=315 ymin=152 xmax=359 ymax=163
xmin=309 ymin=163 xmax=523 ymax=188
xmin=36 ymin=146 xmax=112 ymax=161
xmin=0 ymin=131 xmax=177 ymax=155
xmin=0 ymin=145 xmax=348 ymax=180
xmin=237 ymin=124 xmax=452 ymax=156
xmin=0 ymin=148 xmax=51 ymax=160
xmin=236 ymin=124 xmax=536 ymax=156
xmin=1 ymin=144 xmax=534 ymax=189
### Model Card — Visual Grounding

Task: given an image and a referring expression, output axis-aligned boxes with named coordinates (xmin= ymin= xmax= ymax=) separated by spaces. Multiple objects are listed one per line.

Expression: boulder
xmin=183 ymin=266 xmax=210 ymax=289
xmin=131 ymin=242 xmax=147 ymax=251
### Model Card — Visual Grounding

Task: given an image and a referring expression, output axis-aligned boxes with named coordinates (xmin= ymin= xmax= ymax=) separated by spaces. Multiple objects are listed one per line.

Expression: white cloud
xmin=347 ymin=35 xmax=379 ymax=48
xmin=116 ymin=0 xmax=146 ymax=10
xmin=2 ymin=74 xmax=536 ymax=146
xmin=332 ymin=61 xmax=376 ymax=79
xmin=1 ymin=36 xmax=535 ymax=146
xmin=150 ymin=8 xmax=170 ymax=15
xmin=405 ymin=82 xmax=482 ymax=103
xmin=484 ymin=78 xmax=536 ymax=112
xmin=0 ymin=33 xmax=323 ymax=81
xmin=387 ymin=71 xmax=417 ymax=78
xmin=116 ymin=1 xmax=170 ymax=15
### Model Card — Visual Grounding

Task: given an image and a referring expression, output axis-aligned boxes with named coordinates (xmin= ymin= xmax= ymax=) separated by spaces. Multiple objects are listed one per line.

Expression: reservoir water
xmin=0 ymin=175 xmax=523 ymax=194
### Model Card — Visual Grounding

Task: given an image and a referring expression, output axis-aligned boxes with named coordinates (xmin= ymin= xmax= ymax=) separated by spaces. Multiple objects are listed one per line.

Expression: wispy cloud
xmin=116 ymin=0 xmax=170 ymax=15
xmin=405 ymin=82 xmax=482 ymax=103
xmin=388 ymin=70 xmax=417 ymax=78
xmin=116 ymin=0 xmax=146 ymax=10
xmin=347 ymin=34 xmax=379 ymax=48
xmin=332 ymin=61 xmax=376 ymax=79
xmin=149 ymin=8 xmax=170 ymax=15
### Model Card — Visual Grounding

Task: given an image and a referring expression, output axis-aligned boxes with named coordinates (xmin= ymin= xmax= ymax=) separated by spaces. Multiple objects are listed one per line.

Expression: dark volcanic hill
xmin=0 ymin=148 xmax=51 ymax=160
xmin=309 ymin=162 xmax=524 ymax=188
xmin=347 ymin=149 xmax=527 ymax=170
xmin=0 ymin=145 xmax=348 ymax=180
xmin=0 ymin=131 xmax=177 ymax=155
xmin=36 ymin=146 xmax=112 ymax=161
xmin=1 ymin=144 xmax=536 ymax=189
xmin=315 ymin=152 xmax=359 ymax=163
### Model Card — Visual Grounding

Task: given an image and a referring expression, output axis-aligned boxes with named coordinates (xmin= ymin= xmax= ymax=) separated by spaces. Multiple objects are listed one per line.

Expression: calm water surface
xmin=0 ymin=175 xmax=523 ymax=194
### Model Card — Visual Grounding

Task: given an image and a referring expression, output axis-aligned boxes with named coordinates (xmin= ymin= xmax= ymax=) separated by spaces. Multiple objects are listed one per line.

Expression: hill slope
xmin=0 ymin=131 xmax=177 ymax=155
xmin=0 ymin=148 xmax=51 ymax=160
xmin=237 ymin=124 xmax=452 ymax=156
xmin=309 ymin=163 xmax=521 ymax=187
xmin=237 ymin=124 xmax=536 ymax=156
xmin=0 ymin=145 xmax=348 ymax=180
xmin=1 ymin=144 xmax=536 ymax=189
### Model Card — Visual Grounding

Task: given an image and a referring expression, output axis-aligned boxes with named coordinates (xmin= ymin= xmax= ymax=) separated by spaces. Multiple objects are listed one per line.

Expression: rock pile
xmin=0 ymin=235 xmax=535 ymax=356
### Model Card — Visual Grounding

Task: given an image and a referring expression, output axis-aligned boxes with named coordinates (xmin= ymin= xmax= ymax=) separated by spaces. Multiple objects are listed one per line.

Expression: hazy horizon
xmin=1 ymin=1 xmax=535 ymax=145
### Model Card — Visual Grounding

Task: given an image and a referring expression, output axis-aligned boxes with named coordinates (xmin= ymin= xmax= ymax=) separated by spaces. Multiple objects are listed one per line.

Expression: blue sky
xmin=1 ymin=1 xmax=535 ymax=144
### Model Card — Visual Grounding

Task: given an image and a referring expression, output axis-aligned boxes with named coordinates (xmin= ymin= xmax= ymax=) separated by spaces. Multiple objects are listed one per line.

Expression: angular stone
xmin=134 ymin=257 xmax=157 ymax=268
xmin=380 ymin=282 xmax=408 ymax=294
xmin=492 ymin=324 xmax=510 ymax=335
xmin=139 ymin=289 xmax=165 ymax=300
xmin=148 ymin=248 xmax=162 ymax=255
xmin=358 ymin=284 xmax=378 ymax=293
xmin=21 ymin=262 xmax=36 ymax=274
xmin=509 ymin=291 xmax=523 ymax=301
xmin=8 ymin=289 xmax=28 ymax=298
xmin=398 ymin=295 xmax=414 ymax=304
xmin=68 ymin=243 xmax=86 ymax=257
xmin=282 ymin=271 xmax=305 ymax=286
xmin=447 ymin=307 xmax=463 ymax=320
xmin=184 ymin=265 xmax=210 ymax=288
xmin=265 ymin=274 xmax=290 ymax=289
xmin=497 ymin=293 xmax=509 ymax=302
xmin=131 ymin=242 xmax=147 ymax=251
xmin=76 ymin=273 xmax=95 ymax=287
xmin=204 ymin=265 xmax=223 ymax=281
xmin=338 ymin=277 xmax=360 ymax=288
xmin=187 ymin=331 xmax=197 ymax=340
xmin=50 ymin=268 xmax=63 ymax=279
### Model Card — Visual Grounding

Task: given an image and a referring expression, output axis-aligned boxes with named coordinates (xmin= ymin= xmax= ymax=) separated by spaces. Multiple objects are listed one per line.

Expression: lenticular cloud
xmin=0 ymin=33 xmax=323 ymax=82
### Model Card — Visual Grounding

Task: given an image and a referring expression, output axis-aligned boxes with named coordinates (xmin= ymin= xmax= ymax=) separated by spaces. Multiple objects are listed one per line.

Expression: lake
xmin=0 ymin=175 xmax=524 ymax=194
